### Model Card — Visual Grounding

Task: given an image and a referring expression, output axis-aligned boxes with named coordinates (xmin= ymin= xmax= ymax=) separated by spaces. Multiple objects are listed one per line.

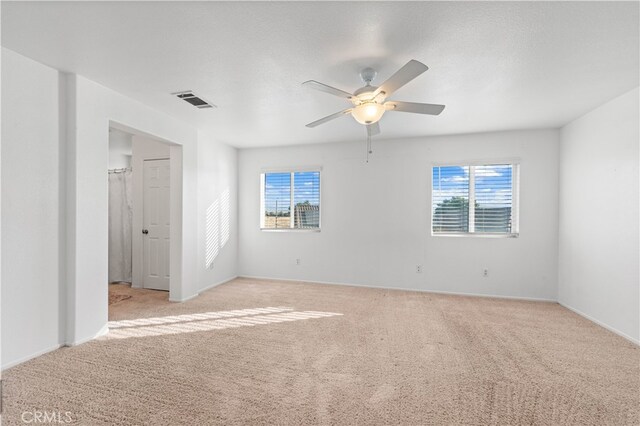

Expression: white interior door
xmin=143 ymin=159 xmax=170 ymax=291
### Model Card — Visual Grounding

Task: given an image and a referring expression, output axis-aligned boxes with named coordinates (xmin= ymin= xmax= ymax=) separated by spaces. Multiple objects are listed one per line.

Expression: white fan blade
xmin=366 ymin=122 xmax=381 ymax=136
xmin=302 ymin=80 xmax=354 ymax=99
xmin=385 ymin=101 xmax=445 ymax=115
xmin=305 ymin=108 xmax=353 ymax=128
xmin=374 ymin=60 xmax=428 ymax=98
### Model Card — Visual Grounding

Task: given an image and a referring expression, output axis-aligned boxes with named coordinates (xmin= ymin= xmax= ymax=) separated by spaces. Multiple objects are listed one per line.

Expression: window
xmin=432 ymin=164 xmax=518 ymax=236
xmin=261 ymin=170 xmax=321 ymax=230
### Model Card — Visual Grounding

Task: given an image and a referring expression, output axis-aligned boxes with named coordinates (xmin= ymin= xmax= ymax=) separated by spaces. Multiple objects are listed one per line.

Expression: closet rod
xmin=108 ymin=167 xmax=131 ymax=174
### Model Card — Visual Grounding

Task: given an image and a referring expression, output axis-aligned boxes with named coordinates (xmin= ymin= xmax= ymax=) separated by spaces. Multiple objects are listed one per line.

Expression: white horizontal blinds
xmin=474 ymin=165 xmax=513 ymax=233
xmin=263 ymin=173 xmax=291 ymax=229
xmin=293 ymin=171 xmax=320 ymax=229
xmin=432 ymin=166 xmax=470 ymax=233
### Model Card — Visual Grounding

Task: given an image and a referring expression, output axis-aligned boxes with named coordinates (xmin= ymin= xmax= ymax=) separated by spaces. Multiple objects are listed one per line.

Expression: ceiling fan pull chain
xmin=365 ymin=136 xmax=369 ymax=163
xmin=365 ymin=135 xmax=372 ymax=163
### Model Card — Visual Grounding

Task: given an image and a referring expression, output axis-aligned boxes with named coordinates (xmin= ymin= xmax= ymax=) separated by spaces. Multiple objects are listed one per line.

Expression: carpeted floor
xmin=108 ymin=284 xmax=133 ymax=305
xmin=3 ymin=278 xmax=639 ymax=425
xmin=108 ymin=282 xmax=166 ymax=307
xmin=108 ymin=293 xmax=131 ymax=305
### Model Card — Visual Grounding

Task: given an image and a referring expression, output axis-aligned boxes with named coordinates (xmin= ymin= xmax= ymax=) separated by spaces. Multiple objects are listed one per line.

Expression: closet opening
xmin=108 ymin=124 xmax=180 ymax=315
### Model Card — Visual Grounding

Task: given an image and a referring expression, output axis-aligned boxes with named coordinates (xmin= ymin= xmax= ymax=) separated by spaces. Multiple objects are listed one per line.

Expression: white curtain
xmin=109 ymin=169 xmax=133 ymax=283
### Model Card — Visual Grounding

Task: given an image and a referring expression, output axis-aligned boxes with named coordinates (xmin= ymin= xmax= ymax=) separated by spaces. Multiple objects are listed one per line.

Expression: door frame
xmin=113 ymin=123 xmax=184 ymax=302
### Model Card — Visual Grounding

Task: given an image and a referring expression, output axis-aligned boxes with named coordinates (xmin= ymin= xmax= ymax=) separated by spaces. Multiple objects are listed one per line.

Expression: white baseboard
xmin=3 ymin=324 xmax=112 ymax=370
xmin=1 ymin=343 xmax=63 ymax=371
xmin=559 ymin=301 xmax=639 ymax=346
xmin=66 ymin=323 xmax=110 ymax=346
xmin=169 ymin=293 xmax=199 ymax=303
xmin=169 ymin=276 xmax=239 ymax=302
xmin=238 ymin=275 xmax=556 ymax=303
xmin=199 ymin=275 xmax=238 ymax=294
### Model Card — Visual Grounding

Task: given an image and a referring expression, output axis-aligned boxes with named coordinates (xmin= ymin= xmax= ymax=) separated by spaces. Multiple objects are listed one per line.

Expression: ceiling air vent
xmin=172 ymin=91 xmax=217 ymax=109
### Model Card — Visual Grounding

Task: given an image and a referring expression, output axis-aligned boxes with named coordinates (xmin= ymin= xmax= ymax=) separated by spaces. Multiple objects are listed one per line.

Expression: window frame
xmin=431 ymin=161 xmax=520 ymax=238
xmin=260 ymin=167 xmax=322 ymax=232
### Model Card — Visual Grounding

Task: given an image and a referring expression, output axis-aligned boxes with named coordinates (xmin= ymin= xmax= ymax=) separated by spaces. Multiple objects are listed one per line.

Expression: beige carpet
xmin=3 ymin=278 xmax=639 ymax=425
xmin=108 ymin=282 xmax=168 ymax=307
xmin=108 ymin=293 xmax=131 ymax=305
xmin=108 ymin=284 xmax=133 ymax=305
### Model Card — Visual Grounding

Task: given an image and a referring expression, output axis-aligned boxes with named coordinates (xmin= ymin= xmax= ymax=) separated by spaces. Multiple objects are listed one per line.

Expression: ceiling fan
xmin=303 ymin=60 xmax=445 ymax=137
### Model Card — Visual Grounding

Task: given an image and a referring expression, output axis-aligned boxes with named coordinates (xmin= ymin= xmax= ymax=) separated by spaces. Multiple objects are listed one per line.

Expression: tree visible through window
xmin=261 ymin=171 xmax=320 ymax=229
xmin=432 ymin=164 xmax=518 ymax=235
xmin=263 ymin=173 xmax=291 ymax=228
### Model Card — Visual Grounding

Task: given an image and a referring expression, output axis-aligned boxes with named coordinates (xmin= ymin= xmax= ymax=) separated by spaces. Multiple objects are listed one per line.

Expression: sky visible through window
xmin=264 ymin=172 xmax=320 ymax=215
xmin=264 ymin=173 xmax=290 ymax=215
xmin=432 ymin=165 xmax=513 ymax=211
xmin=432 ymin=164 xmax=514 ymax=233
xmin=474 ymin=165 xmax=513 ymax=208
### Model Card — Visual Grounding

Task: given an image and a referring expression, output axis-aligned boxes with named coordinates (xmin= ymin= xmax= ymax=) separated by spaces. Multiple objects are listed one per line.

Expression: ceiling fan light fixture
xmin=351 ymin=102 xmax=385 ymax=125
xmin=303 ymin=60 xmax=443 ymax=132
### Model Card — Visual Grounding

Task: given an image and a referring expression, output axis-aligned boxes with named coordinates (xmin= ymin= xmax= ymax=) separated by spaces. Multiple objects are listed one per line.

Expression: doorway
xmin=108 ymin=128 xmax=133 ymax=286
xmin=108 ymin=125 xmax=179 ymax=315
xmin=108 ymin=127 xmax=136 ymax=309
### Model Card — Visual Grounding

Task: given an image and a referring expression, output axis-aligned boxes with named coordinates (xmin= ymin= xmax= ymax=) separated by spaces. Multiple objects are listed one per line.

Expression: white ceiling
xmin=2 ymin=2 xmax=638 ymax=148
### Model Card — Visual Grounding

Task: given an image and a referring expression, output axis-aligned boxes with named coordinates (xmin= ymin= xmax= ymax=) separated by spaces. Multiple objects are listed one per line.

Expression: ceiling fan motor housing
xmin=353 ymin=85 xmax=380 ymax=100
xmin=360 ymin=67 xmax=377 ymax=85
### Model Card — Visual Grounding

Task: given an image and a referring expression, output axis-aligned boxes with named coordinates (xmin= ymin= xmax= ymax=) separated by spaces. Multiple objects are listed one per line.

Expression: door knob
xmin=142 ymin=229 xmax=149 ymax=235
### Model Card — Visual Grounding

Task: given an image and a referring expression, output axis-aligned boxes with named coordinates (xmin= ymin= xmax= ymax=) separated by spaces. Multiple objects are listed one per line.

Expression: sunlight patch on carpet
xmin=108 ymin=306 xmax=294 ymax=329
xmin=104 ymin=309 xmax=342 ymax=340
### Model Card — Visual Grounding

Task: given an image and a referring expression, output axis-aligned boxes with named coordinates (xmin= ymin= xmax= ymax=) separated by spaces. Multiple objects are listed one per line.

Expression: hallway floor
xmin=108 ymin=282 xmax=169 ymax=312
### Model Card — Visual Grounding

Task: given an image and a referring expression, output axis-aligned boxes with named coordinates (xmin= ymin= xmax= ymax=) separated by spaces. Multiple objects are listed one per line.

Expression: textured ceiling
xmin=2 ymin=1 xmax=638 ymax=148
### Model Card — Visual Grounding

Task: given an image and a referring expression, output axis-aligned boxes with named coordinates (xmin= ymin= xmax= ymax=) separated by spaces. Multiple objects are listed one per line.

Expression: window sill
xmin=432 ymin=232 xmax=519 ymax=238
xmin=260 ymin=228 xmax=321 ymax=233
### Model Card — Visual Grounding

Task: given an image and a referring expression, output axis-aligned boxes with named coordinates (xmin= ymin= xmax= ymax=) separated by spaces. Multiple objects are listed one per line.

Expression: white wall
xmin=66 ymin=74 xmax=201 ymax=343
xmin=130 ymin=136 xmax=171 ymax=290
xmin=1 ymin=48 xmax=65 ymax=368
xmin=108 ymin=128 xmax=132 ymax=169
xmin=559 ymin=87 xmax=639 ymax=343
xmin=197 ymin=132 xmax=238 ymax=291
xmin=239 ymin=129 xmax=560 ymax=300
xmin=1 ymin=48 xmax=239 ymax=368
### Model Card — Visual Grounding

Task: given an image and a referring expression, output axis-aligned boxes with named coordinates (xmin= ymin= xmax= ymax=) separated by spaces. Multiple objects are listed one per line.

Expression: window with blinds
xmin=432 ymin=164 xmax=518 ymax=236
xmin=263 ymin=173 xmax=291 ymax=229
xmin=261 ymin=170 xmax=321 ymax=230
xmin=432 ymin=166 xmax=470 ymax=232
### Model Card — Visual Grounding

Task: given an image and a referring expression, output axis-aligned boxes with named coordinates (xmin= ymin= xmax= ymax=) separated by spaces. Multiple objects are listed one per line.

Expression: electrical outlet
xmin=296 ymin=258 xmax=301 ymax=266
xmin=483 ymin=268 xmax=489 ymax=277
xmin=416 ymin=265 xmax=422 ymax=273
